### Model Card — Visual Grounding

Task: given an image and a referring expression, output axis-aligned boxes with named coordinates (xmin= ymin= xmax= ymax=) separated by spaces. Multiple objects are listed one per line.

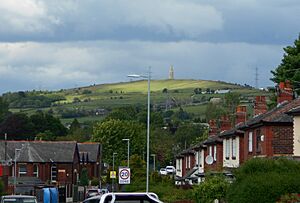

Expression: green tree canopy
xmin=0 ymin=96 xmax=9 ymax=122
xmin=92 ymin=119 xmax=146 ymax=164
xmin=271 ymin=34 xmax=300 ymax=87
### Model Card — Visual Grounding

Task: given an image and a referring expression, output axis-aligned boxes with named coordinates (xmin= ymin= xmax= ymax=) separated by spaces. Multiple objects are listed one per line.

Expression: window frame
xmin=18 ymin=164 xmax=27 ymax=177
xmin=248 ymin=132 xmax=253 ymax=152
xmin=232 ymin=138 xmax=237 ymax=159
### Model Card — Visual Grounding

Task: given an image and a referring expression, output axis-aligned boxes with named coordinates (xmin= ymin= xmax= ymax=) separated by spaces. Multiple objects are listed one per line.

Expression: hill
xmin=5 ymin=79 xmax=267 ymax=124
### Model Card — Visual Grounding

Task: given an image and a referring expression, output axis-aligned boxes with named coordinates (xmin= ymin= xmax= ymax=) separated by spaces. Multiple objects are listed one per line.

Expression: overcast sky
xmin=0 ymin=0 xmax=299 ymax=93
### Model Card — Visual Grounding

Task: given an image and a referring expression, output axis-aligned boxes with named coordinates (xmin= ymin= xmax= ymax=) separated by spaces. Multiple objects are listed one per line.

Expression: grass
xmin=8 ymin=79 xmax=268 ymax=123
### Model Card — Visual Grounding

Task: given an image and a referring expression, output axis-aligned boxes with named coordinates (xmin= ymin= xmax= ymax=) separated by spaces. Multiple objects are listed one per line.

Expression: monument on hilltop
xmin=169 ymin=65 xmax=174 ymax=80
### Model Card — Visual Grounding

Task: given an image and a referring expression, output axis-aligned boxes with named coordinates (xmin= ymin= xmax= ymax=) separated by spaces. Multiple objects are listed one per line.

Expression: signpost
xmin=110 ymin=171 xmax=117 ymax=179
xmin=119 ymin=167 xmax=130 ymax=185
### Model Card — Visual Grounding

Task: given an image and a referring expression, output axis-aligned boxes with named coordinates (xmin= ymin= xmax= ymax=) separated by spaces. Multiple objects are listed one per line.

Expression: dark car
xmin=0 ymin=195 xmax=37 ymax=203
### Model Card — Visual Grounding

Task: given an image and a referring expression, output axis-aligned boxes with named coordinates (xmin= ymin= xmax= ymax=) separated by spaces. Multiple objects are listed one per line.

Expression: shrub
xmin=193 ymin=175 xmax=229 ymax=203
xmin=227 ymin=158 xmax=300 ymax=203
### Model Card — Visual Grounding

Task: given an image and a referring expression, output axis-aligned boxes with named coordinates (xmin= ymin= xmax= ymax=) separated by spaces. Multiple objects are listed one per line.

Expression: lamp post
xmin=14 ymin=148 xmax=21 ymax=194
xmin=128 ymin=67 xmax=151 ymax=192
xmin=122 ymin=139 xmax=130 ymax=167
xmin=112 ymin=152 xmax=117 ymax=192
xmin=151 ymin=154 xmax=156 ymax=171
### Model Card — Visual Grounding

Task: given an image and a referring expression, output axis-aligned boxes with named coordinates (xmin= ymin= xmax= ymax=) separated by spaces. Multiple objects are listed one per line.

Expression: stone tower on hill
xmin=169 ymin=65 xmax=174 ymax=80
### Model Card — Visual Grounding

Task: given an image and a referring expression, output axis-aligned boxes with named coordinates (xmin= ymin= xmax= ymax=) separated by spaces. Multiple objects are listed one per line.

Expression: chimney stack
xmin=209 ymin=119 xmax=218 ymax=136
xmin=220 ymin=115 xmax=232 ymax=132
xmin=236 ymin=105 xmax=247 ymax=125
xmin=277 ymin=80 xmax=293 ymax=104
xmin=254 ymin=96 xmax=267 ymax=116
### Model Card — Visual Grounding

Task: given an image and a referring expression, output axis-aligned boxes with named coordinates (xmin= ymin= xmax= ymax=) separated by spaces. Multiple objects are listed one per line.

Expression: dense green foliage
xmin=194 ymin=175 xmax=229 ymax=203
xmin=92 ymin=119 xmax=146 ymax=163
xmin=271 ymin=34 xmax=300 ymax=87
xmin=0 ymin=97 xmax=9 ymax=122
xmin=2 ymin=91 xmax=65 ymax=108
xmin=226 ymin=158 xmax=300 ymax=203
xmin=0 ymin=112 xmax=67 ymax=140
xmin=79 ymin=168 xmax=89 ymax=186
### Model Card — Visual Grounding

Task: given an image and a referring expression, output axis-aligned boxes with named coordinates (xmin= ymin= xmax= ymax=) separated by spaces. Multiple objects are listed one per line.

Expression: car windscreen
xmin=104 ymin=195 xmax=160 ymax=203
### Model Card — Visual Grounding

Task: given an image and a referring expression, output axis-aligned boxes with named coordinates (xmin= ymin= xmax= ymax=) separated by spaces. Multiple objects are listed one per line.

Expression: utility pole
xmin=255 ymin=67 xmax=259 ymax=89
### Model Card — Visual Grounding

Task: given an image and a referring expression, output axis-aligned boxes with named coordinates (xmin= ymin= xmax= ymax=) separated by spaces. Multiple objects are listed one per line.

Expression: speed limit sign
xmin=119 ymin=167 xmax=131 ymax=184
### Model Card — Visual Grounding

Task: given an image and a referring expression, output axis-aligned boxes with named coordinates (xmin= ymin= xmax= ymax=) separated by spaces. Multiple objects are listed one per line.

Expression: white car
xmin=159 ymin=168 xmax=167 ymax=175
xmin=83 ymin=192 xmax=163 ymax=203
xmin=166 ymin=166 xmax=176 ymax=174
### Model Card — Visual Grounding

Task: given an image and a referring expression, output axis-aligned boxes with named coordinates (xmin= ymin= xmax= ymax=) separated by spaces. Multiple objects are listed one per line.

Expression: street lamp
xmin=14 ymin=148 xmax=21 ymax=194
xmin=122 ymin=139 xmax=130 ymax=167
xmin=128 ymin=67 xmax=151 ymax=192
xmin=112 ymin=152 xmax=117 ymax=192
xmin=151 ymin=154 xmax=156 ymax=171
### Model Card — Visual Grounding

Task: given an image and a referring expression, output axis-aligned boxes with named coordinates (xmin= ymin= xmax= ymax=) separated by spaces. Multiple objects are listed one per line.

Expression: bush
xmin=226 ymin=158 xmax=300 ymax=203
xmin=0 ymin=179 xmax=4 ymax=195
xmin=193 ymin=175 xmax=229 ymax=203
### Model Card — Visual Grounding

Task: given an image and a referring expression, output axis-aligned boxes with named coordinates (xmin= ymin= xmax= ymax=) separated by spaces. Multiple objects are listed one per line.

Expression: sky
xmin=0 ymin=0 xmax=299 ymax=93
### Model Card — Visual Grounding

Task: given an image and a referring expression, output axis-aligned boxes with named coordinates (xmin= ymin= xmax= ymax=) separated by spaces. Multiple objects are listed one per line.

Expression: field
xmin=8 ymin=79 xmax=268 ymax=123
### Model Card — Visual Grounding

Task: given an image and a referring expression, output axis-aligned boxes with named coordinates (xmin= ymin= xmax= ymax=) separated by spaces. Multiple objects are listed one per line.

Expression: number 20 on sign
xmin=119 ymin=167 xmax=130 ymax=184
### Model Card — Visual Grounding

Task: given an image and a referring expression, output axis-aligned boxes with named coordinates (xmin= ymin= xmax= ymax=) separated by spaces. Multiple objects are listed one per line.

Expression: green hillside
xmin=6 ymin=79 xmax=267 ymax=124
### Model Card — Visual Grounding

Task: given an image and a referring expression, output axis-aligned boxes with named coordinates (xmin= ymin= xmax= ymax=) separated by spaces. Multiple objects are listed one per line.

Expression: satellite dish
xmin=205 ymin=155 xmax=214 ymax=165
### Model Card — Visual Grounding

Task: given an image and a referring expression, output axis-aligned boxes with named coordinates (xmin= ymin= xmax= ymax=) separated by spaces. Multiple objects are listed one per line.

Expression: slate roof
xmin=219 ymin=128 xmax=244 ymax=138
xmin=203 ymin=135 xmax=222 ymax=145
xmin=286 ymin=106 xmax=300 ymax=116
xmin=0 ymin=141 xmax=78 ymax=163
xmin=241 ymin=98 xmax=300 ymax=129
xmin=78 ymin=143 xmax=100 ymax=163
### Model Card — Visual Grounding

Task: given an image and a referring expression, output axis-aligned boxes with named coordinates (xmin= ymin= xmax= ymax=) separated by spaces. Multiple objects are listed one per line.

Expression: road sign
xmin=110 ymin=171 xmax=117 ymax=179
xmin=119 ymin=167 xmax=130 ymax=184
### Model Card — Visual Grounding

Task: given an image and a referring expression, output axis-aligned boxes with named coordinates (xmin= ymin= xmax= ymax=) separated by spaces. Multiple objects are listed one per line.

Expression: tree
xmin=0 ymin=113 xmax=35 ymax=140
xmin=271 ymin=34 xmax=300 ymax=87
xmin=194 ymin=175 xmax=229 ymax=203
xmin=0 ymin=97 xmax=9 ymax=122
xmin=92 ymin=119 xmax=145 ymax=163
xmin=105 ymin=106 xmax=138 ymax=121
xmin=174 ymin=123 xmax=208 ymax=150
xmin=69 ymin=118 xmax=81 ymax=134
xmin=151 ymin=128 xmax=175 ymax=166
xmin=80 ymin=168 xmax=89 ymax=186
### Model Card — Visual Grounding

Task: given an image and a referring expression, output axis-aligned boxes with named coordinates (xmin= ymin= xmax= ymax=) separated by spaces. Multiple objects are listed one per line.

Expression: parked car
xmin=86 ymin=188 xmax=101 ymax=199
xmin=165 ymin=166 xmax=176 ymax=174
xmin=1 ymin=195 xmax=37 ymax=203
xmin=83 ymin=192 xmax=163 ymax=203
xmin=159 ymin=168 xmax=167 ymax=175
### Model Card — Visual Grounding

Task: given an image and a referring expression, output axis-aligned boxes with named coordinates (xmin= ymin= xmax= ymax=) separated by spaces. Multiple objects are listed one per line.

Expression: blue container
xmin=50 ymin=188 xmax=58 ymax=203
xmin=43 ymin=188 xmax=50 ymax=203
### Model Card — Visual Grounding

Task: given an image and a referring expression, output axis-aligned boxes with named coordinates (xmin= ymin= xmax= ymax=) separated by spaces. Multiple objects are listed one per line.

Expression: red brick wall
xmin=239 ymin=135 xmax=245 ymax=164
xmin=204 ymin=144 xmax=223 ymax=171
xmin=272 ymin=125 xmax=293 ymax=155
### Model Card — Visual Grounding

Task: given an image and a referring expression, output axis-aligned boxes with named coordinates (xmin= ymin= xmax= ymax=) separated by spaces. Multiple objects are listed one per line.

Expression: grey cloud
xmin=0 ymin=40 xmax=283 ymax=93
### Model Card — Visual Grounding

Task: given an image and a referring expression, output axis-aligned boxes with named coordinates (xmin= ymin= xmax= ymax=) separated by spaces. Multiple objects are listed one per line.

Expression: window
xmin=209 ymin=146 xmax=212 ymax=156
xmin=51 ymin=164 xmax=57 ymax=183
xmin=225 ymin=139 xmax=230 ymax=159
xmin=19 ymin=164 xmax=27 ymax=176
xmin=213 ymin=145 xmax=217 ymax=161
xmin=33 ymin=164 xmax=39 ymax=177
xmin=188 ymin=156 xmax=191 ymax=168
xmin=248 ymin=132 xmax=253 ymax=152
xmin=199 ymin=151 xmax=202 ymax=167
xmin=256 ymin=129 xmax=262 ymax=153
xmin=232 ymin=138 xmax=237 ymax=159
